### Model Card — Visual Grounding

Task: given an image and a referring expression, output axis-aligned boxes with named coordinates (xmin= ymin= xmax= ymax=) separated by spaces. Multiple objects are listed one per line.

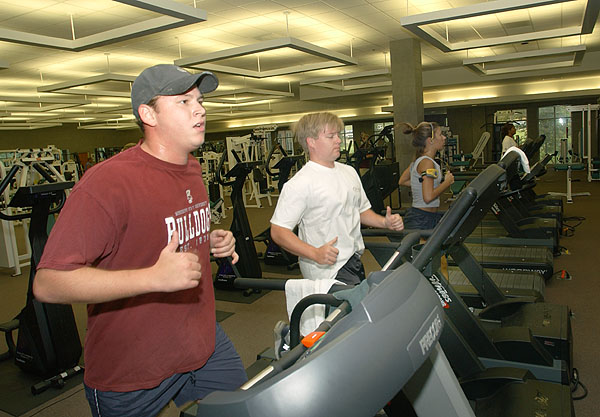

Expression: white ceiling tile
xmin=269 ymin=0 xmax=320 ymax=7
xmin=0 ymin=3 xmax=36 ymax=22
xmin=410 ymin=1 xmax=453 ymax=14
xmin=328 ymin=0 xmax=371 ymax=9
xmin=305 ymin=10 xmax=355 ymax=23
xmin=192 ymin=0 xmax=239 ymax=13
xmin=289 ymin=2 xmax=337 ymax=15
xmin=239 ymin=1 xmax=289 ymax=14
xmin=203 ymin=14 xmax=233 ymax=27
xmin=211 ymin=6 xmax=260 ymax=20
xmin=336 ymin=4 xmax=377 ymax=17
xmin=367 ymin=0 xmax=406 ymax=10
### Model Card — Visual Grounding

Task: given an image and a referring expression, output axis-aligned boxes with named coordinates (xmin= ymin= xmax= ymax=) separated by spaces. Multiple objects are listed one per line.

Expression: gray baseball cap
xmin=131 ymin=64 xmax=218 ymax=121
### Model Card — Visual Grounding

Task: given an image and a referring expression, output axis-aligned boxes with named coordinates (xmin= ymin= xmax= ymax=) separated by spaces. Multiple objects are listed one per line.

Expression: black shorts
xmin=335 ymin=253 xmax=365 ymax=285
xmin=403 ymin=207 xmax=444 ymax=230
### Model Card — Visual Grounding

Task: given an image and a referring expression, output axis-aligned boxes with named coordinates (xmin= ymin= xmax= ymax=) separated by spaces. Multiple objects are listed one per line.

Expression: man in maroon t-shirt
xmin=33 ymin=64 xmax=247 ymax=417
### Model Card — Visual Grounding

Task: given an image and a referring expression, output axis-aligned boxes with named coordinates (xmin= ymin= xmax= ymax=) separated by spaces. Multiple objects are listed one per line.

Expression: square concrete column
xmin=390 ymin=38 xmax=424 ymax=204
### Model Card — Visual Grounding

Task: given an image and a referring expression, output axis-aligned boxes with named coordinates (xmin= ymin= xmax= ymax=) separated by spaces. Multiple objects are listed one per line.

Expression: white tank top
xmin=410 ymin=155 xmax=442 ymax=208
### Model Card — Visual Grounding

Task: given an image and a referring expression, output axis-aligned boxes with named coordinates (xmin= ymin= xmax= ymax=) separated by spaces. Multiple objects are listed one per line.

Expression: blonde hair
xmin=293 ymin=112 xmax=343 ymax=155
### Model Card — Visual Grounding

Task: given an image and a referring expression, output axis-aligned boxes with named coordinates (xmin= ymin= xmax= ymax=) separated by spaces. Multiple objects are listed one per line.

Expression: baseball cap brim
xmin=161 ymin=70 xmax=218 ymax=97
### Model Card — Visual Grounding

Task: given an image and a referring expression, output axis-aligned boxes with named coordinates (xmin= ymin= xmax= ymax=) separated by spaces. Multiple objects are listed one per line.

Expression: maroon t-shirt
xmin=38 ymin=145 xmax=215 ymax=392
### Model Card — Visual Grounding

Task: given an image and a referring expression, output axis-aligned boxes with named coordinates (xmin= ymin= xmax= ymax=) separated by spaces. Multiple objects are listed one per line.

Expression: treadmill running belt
xmin=448 ymin=243 xmax=554 ymax=279
xmin=448 ymin=268 xmax=545 ymax=309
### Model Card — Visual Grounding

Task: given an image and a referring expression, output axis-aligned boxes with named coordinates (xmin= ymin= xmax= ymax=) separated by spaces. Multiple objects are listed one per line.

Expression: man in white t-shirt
xmin=270 ymin=112 xmax=404 ymax=285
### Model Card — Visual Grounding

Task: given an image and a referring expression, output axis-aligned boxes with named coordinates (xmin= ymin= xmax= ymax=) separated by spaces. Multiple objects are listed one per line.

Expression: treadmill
xmin=382 ymin=154 xmax=573 ymax=384
xmin=187 ymin=160 xmax=573 ymax=416
xmin=185 ymin=260 xmax=571 ymax=417
xmin=447 ymin=268 xmax=544 ymax=309
xmin=187 ymin=261 xmax=480 ymax=417
xmin=449 ymin=153 xmax=557 ymax=280
xmin=363 ymin=232 xmax=546 ymax=310
xmin=457 ymin=148 xmax=561 ymax=254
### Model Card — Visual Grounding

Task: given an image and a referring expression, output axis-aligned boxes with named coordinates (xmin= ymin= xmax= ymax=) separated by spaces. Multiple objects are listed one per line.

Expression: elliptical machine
xmin=348 ymin=125 xmax=400 ymax=214
xmin=254 ymin=143 xmax=304 ymax=269
xmin=0 ymin=161 xmax=83 ymax=394
xmin=214 ymin=148 xmax=263 ymax=294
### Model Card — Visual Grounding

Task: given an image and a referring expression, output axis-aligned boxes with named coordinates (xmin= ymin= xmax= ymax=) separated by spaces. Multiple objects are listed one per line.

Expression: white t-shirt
xmin=502 ymin=135 xmax=517 ymax=154
xmin=270 ymin=160 xmax=371 ymax=281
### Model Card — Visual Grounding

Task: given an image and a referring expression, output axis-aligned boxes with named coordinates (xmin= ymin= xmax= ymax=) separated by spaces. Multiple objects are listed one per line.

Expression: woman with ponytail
xmin=398 ymin=121 xmax=454 ymax=230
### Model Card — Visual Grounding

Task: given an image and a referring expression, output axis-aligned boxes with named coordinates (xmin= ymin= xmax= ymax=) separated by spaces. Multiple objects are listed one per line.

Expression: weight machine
xmin=566 ymin=104 xmax=599 ymax=182
xmin=0 ymin=159 xmax=83 ymax=395
xmin=548 ymin=139 xmax=591 ymax=204
xmin=226 ymin=134 xmax=272 ymax=208
xmin=0 ymin=162 xmax=31 ymax=277
xmin=0 ymin=147 xmax=76 ymax=276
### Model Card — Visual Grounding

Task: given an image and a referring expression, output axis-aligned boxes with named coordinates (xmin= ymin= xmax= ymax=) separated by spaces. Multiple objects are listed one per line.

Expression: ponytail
xmin=397 ymin=121 xmax=439 ymax=157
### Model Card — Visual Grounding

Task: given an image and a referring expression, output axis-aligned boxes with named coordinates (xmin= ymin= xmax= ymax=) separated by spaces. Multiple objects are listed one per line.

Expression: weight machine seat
xmin=553 ymin=163 xmax=585 ymax=171
xmin=549 ymin=163 xmax=591 ymax=203
xmin=451 ymin=160 xmax=471 ymax=168
xmin=450 ymin=180 xmax=467 ymax=195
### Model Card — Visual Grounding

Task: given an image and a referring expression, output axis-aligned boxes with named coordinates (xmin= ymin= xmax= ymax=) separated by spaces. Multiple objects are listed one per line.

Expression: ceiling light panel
xmin=300 ymin=69 xmax=391 ymax=91
xmin=401 ymin=0 xmax=595 ymax=52
xmin=37 ymin=75 xmax=135 ymax=98
xmin=176 ymin=37 xmax=357 ymax=78
xmin=464 ymin=45 xmax=586 ymax=75
xmin=0 ymin=0 xmax=207 ymax=51
xmin=206 ymin=88 xmax=294 ymax=105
